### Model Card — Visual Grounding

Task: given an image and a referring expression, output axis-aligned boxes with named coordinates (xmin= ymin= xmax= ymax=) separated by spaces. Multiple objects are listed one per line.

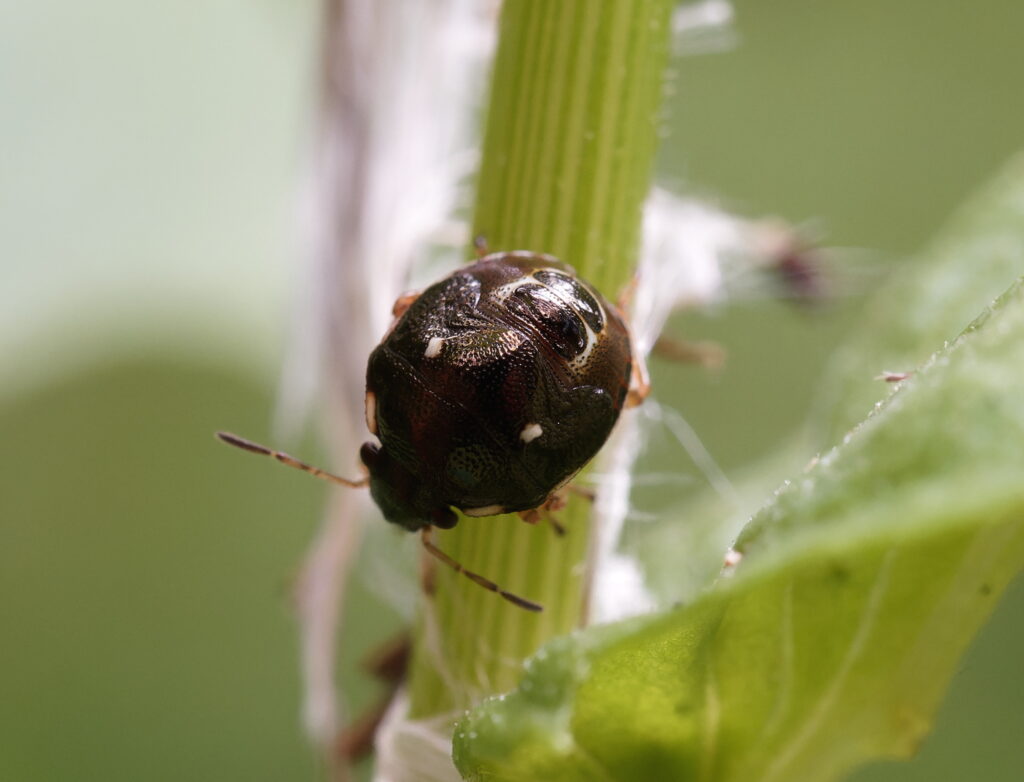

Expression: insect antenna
xmin=216 ymin=431 xmax=368 ymax=488
xmin=420 ymin=528 xmax=542 ymax=612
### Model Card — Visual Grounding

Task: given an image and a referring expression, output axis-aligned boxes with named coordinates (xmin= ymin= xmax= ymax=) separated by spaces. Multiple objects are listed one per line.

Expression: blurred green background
xmin=2 ymin=1 xmax=1022 ymax=780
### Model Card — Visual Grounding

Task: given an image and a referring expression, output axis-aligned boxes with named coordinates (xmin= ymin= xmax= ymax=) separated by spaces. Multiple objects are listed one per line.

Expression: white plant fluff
xmin=275 ymin=1 xmax=803 ymax=779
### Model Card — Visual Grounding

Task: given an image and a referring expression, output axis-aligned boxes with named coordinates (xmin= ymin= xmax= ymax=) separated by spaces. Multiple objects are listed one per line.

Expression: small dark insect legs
xmin=420 ymin=528 xmax=542 ymax=612
xmin=215 ymin=431 xmax=543 ymax=611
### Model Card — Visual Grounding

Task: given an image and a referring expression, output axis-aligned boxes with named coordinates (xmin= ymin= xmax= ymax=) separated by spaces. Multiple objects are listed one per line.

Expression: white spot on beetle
xmin=463 ymin=504 xmax=505 ymax=517
xmin=364 ymin=391 xmax=378 ymax=435
xmin=520 ymin=422 xmax=543 ymax=443
xmin=424 ymin=336 xmax=444 ymax=358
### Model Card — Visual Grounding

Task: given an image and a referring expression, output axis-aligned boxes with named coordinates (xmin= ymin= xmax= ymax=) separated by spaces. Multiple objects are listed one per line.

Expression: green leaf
xmin=627 ymin=156 xmax=1024 ymax=623
xmin=454 ymin=275 xmax=1024 ymax=781
xmin=815 ymin=153 xmax=1024 ymax=444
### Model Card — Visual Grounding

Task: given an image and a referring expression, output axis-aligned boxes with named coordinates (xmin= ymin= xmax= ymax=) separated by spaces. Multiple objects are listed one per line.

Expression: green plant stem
xmin=407 ymin=0 xmax=674 ymax=719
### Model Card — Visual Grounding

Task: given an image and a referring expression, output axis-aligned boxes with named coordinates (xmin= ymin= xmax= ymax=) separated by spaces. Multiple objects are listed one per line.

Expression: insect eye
xmin=534 ymin=269 xmax=604 ymax=334
xmin=509 ymin=284 xmax=588 ymax=360
xmin=558 ymin=311 xmax=583 ymax=343
xmin=359 ymin=441 xmax=381 ymax=467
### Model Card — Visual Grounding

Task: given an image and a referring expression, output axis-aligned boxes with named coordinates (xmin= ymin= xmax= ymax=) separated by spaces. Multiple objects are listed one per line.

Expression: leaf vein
xmin=761 ymin=549 xmax=898 ymax=782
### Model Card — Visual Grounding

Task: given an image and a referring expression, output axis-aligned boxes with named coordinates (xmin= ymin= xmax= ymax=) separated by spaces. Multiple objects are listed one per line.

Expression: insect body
xmin=362 ymin=251 xmax=633 ymax=532
xmin=219 ymin=251 xmax=639 ymax=611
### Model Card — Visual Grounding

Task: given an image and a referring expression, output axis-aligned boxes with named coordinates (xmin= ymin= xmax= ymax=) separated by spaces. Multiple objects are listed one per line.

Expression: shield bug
xmin=219 ymin=250 xmax=645 ymax=610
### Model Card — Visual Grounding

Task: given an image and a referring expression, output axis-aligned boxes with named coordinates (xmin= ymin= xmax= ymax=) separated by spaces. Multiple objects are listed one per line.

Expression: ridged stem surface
xmin=408 ymin=0 xmax=673 ymax=718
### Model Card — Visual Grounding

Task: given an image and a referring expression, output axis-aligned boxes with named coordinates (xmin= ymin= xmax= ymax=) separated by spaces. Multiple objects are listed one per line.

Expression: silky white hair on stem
xmin=266 ymin=0 xmax=820 ymax=778
xmin=279 ymin=2 xmax=497 ymax=777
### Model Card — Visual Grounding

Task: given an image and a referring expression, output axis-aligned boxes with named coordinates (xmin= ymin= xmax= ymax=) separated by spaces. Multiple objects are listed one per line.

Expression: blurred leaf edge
xmin=452 ymin=176 xmax=1024 ymax=781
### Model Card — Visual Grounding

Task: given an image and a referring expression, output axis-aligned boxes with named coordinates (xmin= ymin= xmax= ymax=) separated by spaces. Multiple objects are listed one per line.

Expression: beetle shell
xmin=361 ymin=252 xmax=632 ymax=531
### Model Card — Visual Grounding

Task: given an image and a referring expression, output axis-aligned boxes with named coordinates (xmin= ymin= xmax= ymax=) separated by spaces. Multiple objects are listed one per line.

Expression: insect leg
xmin=539 ymin=508 xmax=566 ymax=537
xmin=652 ymin=335 xmax=726 ymax=369
xmin=517 ymin=509 xmax=541 ymax=525
xmin=517 ymin=508 xmax=565 ymax=537
xmin=420 ymin=528 xmax=542 ymax=612
xmin=625 ymin=348 xmax=651 ymax=409
xmin=566 ymin=484 xmax=596 ymax=503
xmin=391 ymin=290 xmax=420 ymax=319
xmin=540 ymin=492 xmax=570 ymax=536
xmin=216 ymin=432 xmax=368 ymax=488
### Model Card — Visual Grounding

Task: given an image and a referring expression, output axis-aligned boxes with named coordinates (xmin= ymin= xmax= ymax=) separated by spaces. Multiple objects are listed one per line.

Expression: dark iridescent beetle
xmin=219 ymin=250 xmax=644 ymax=611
